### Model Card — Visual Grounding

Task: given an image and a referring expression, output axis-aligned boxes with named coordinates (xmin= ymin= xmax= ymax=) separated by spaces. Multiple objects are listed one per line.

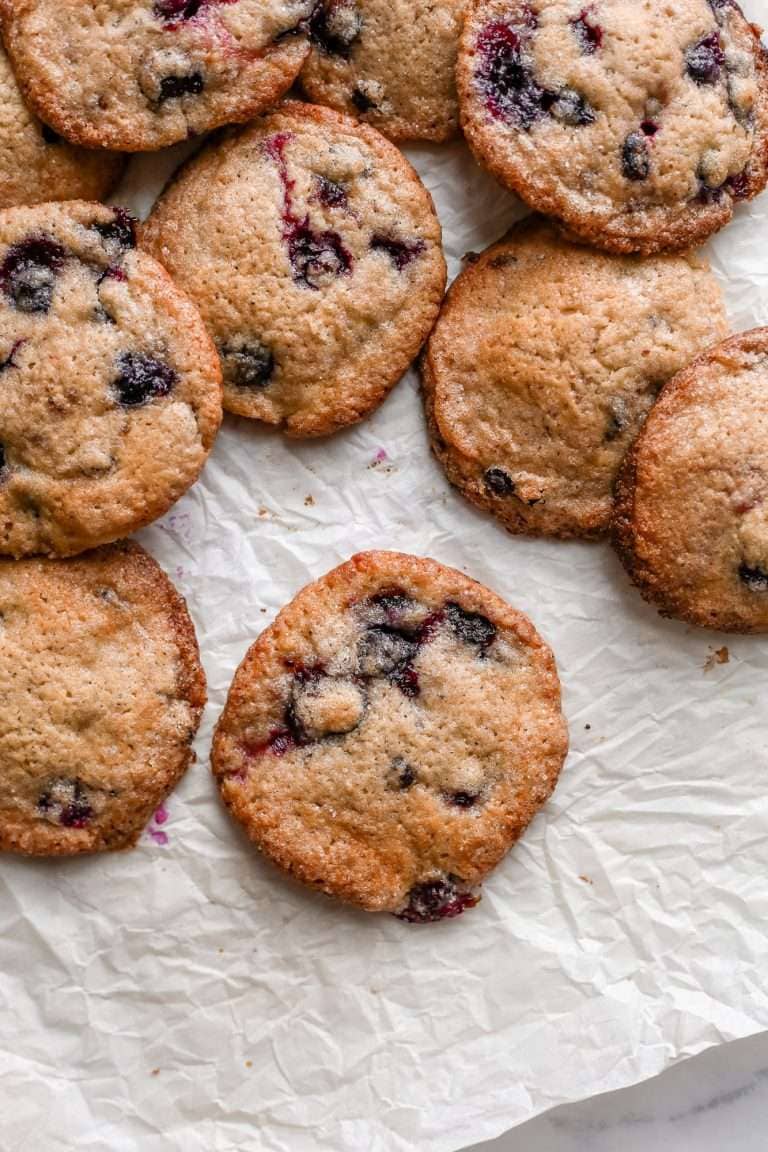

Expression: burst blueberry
xmin=622 ymin=131 xmax=650 ymax=181
xmin=112 ymin=351 xmax=177 ymax=407
xmin=396 ymin=877 xmax=479 ymax=922
xmin=445 ymin=602 xmax=496 ymax=649
xmin=685 ymin=30 xmax=724 ymax=85
xmin=484 ymin=467 xmax=516 ymax=496
xmin=370 ymin=234 xmax=425 ymax=270
xmin=1 ymin=235 xmax=66 ymax=314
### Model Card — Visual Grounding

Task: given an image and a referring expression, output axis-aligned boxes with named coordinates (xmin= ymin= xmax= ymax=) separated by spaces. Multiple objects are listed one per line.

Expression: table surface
xmin=467 ymin=1030 xmax=768 ymax=1151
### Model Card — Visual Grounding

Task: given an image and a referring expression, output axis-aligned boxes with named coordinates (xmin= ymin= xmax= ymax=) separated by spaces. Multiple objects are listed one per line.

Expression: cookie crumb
xmin=245 ymin=1060 xmax=253 ymax=1069
xmin=304 ymin=494 xmax=315 ymax=507
xmin=584 ymin=723 xmax=591 ymax=730
xmin=151 ymin=1068 xmax=160 ymax=1077
xmin=578 ymin=874 xmax=593 ymax=885
xmin=704 ymin=645 xmax=730 ymax=671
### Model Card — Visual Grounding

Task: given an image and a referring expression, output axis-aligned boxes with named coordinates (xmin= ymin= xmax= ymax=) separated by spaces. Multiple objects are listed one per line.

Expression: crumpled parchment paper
xmin=4 ymin=9 xmax=768 ymax=1144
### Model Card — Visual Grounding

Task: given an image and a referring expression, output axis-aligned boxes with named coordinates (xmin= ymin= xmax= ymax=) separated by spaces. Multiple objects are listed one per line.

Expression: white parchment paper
xmin=4 ymin=8 xmax=768 ymax=1145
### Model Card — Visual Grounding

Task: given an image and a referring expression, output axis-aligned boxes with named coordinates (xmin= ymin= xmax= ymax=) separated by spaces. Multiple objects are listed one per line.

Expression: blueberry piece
xmin=154 ymin=0 xmax=203 ymax=21
xmin=111 ymin=352 xmax=177 ymax=407
xmin=0 ymin=235 xmax=66 ymax=314
xmin=446 ymin=790 xmax=480 ymax=808
xmin=358 ymin=626 xmax=419 ymax=677
xmin=286 ymin=218 xmax=352 ymax=288
xmin=220 ymin=341 xmax=275 ymax=389
xmin=315 ymin=175 xmax=348 ymax=208
xmin=727 ymin=169 xmax=750 ymax=200
xmin=445 ymin=602 xmax=496 ymax=649
xmin=370 ymin=234 xmax=425 ymax=270
xmin=621 ymin=131 xmax=650 ymax=181
xmin=484 ymin=467 xmax=516 ymax=496
xmin=571 ymin=8 xmax=603 ymax=53
xmin=389 ymin=664 xmax=420 ymax=698
xmin=351 ymin=86 xmax=376 ymax=112
xmin=386 ymin=757 xmax=417 ymax=790
xmin=368 ymin=590 xmax=417 ymax=621
xmin=605 ymin=397 xmax=629 ymax=441
xmin=308 ymin=0 xmax=362 ymax=58
xmin=0 ymin=443 xmax=6 ymax=475
xmin=640 ymin=120 xmax=659 ymax=136
xmin=37 ymin=777 xmax=93 ymax=828
xmin=549 ymin=87 xmax=595 ymax=126
xmin=685 ymin=30 xmax=724 ymax=85
xmin=739 ymin=563 xmax=768 ymax=592
xmin=41 ymin=124 xmax=61 ymax=144
xmin=396 ymin=877 xmax=479 ymax=922
xmin=158 ymin=71 xmax=205 ymax=102
xmin=94 ymin=208 xmax=137 ymax=253
xmin=475 ymin=17 xmax=547 ymax=130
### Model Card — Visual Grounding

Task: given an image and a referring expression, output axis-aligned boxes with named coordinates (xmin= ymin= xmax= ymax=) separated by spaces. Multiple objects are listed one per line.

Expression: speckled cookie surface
xmin=0 ymin=0 xmax=315 ymax=152
xmin=300 ymin=0 xmax=465 ymax=142
xmin=422 ymin=217 xmax=729 ymax=538
xmin=0 ymin=541 xmax=206 ymax=855
xmin=613 ymin=328 xmax=768 ymax=632
xmin=142 ymin=101 xmax=446 ymax=436
xmin=457 ymin=0 xmax=768 ymax=254
xmin=212 ymin=551 xmax=568 ymax=919
xmin=0 ymin=200 xmax=222 ymax=558
xmin=0 ymin=45 xmax=124 ymax=209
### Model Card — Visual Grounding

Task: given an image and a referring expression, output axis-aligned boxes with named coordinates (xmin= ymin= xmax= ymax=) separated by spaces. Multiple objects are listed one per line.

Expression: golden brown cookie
xmin=0 ymin=0 xmax=315 ymax=152
xmin=457 ymin=0 xmax=768 ymax=254
xmin=142 ymin=101 xmax=446 ymax=436
xmin=0 ymin=541 xmax=206 ymax=855
xmin=613 ymin=328 xmax=768 ymax=632
xmin=422 ymin=217 xmax=729 ymax=538
xmin=0 ymin=200 xmax=222 ymax=558
xmin=212 ymin=551 xmax=568 ymax=919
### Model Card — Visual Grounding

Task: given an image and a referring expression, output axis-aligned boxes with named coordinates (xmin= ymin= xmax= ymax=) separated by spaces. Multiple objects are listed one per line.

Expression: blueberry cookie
xmin=613 ymin=328 xmax=768 ymax=632
xmin=0 ymin=44 xmax=124 ymax=209
xmin=422 ymin=217 xmax=729 ymax=538
xmin=142 ymin=102 xmax=446 ymax=436
xmin=0 ymin=200 xmax=222 ymax=558
xmin=300 ymin=0 xmax=465 ymax=142
xmin=212 ymin=551 xmax=568 ymax=919
xmin=0 ymin=541 xmax=205 ymax=855
xmin=0 ymin=0 xmax=315 ymax=152
xmin=457 ymin=0 xmax=768 ymax=254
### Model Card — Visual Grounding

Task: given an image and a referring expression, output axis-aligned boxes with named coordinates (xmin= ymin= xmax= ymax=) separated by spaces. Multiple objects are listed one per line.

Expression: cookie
xmin=299 ymin=0 xmax=464 ymax=142
xmin=0 ymin=200 xmax=222 ymax=558
xmin=0 ymin=0 xmax=315 ymax=152
xmin=0 ymin=541 xmax=206 ymax=855
xmin=457 ymin=0 xmax=768 ymax=254
xmin=613 ymin=328 xmax=768 ymax=632
xmin=422 ymin=217 xmax=729 ymax=538
xmin=212 ymin=551 xmax=568 ymax=919
xmin=0 ymin=44 xmax=124 ymax=209
xmin=142 ymin=101 xmax=446 ymax=436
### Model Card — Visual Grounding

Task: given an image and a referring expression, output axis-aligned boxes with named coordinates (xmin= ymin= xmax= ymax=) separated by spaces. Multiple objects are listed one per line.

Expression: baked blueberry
xmin=571 ymin=8 xmax=602 ymax=53
xmin=739 ymin=563 xmax=768 ymax=592
xmin=308 ymin=0 xmax=363 ymax=58
xmin=484 ymin=467 xmax=516 ymax=496
xmin=220 ymin=341 xmax=275 ymax=389
xmin=111 ymin=352 xmax=177 ymax=408
xmin=396 ymin=877 xmax=480 ymax=922
xmin=370 ymin=234 xmax=425 ymax=270
xmin=94 ymin=207 xmax=137 ymax=254
xmin=37 ymin=777 xmax=93 ymax=828
xmin=0 ymin=235 xmax=66 ymax=314
xmin=622 ymin=131 xmax=650 ymax=181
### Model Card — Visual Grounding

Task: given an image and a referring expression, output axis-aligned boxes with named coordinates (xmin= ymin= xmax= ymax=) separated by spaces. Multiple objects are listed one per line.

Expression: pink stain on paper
xmin=148 ymin=804 xmax=169 ymax=846
xmin=374 ymin=448 xmax=388 ymax=463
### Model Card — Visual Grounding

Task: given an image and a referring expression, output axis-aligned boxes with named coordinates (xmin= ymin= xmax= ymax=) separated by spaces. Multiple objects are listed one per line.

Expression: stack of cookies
xmin=0 ymin=0 xmax=764 ymax=922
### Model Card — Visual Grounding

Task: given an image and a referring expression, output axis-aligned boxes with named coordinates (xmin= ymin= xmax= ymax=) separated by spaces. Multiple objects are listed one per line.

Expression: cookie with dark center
xmin=142 ymin=101 xmax=445 ymax=436
xmin=0 ymin=541 xmax=205 ymax=855
xmin=613 ymin=328 xmax=768 ymax=632
xmin=422 ymin=216 xmax=728 ymax=539
xmin=212 ymin=550 xmax=568 ymax=917
xmin=0 ymin=200 xmax=222 ymax=558
xmin=0 ymin=0 xmax=315 ymax=151
xmin=458 ymin=0 xmax=768 ymax=254
xmin=300 ymin=0 xmax=464 ymax=142
xmin=0 ymin=43 xmax=124 ymax=209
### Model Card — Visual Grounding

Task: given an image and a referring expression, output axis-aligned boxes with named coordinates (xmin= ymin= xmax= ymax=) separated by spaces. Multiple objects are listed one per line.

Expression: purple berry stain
xmin=0 ymin=339 xmax=25 ymax=373
xmin=315 ymin=175 xmax=348 ymax=209
xmin=571 ymin=7 xmax=603 ymax=53
xmin=1 ymin=235 xmax=66 ymax=314
xmin=370 ymin=234 xmax=425 ymax=270
xmin=397 ymin=877 xmax=480 ymax=923
xmin=154 ymin=0 xmax=236 ymax=27
xmin=264 ymin=132 xmax=353 ymax=289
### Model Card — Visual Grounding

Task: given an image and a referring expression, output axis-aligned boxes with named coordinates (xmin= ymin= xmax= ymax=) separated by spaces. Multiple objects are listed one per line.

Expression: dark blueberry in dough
xmin=368 ymin=590 xmax=417 ymax=621
xmin=621 ymin=131 xmax=650 ymax=181
xmin=445 ymin=602 xmax=496 ymax=649
xmin=389 ymin=663 xmax=420 ymax=697
xmin=475 ymin=18 xmax=547 ymax=130
xmin=0 ymin=443 xmax=6 ymax=475
xmin=739 ymin=563 xmax=768 ymax=592
xmin=370 ymin=235 xmax=425 ymax=270
xmin=37 ymin=777 xmax=93 ymax=828
xmin=158 ymin=71 xmax=205 ymax=103
xmin=0 ymin=235 xmax=66 ymax=314
xmin=286 ymin=218 xmax=352 ymax=288
xmin=0 ymin=339 xmax=24 ymax=373
xmin=605 ymin=397 xmax=629 ymax=441
xmin=571 ymin=8 xmax=603 ymax=53
xmin=95 ymin=208 xmax=137 ymax=254
xmin=727 ymin=169 xmax=751 ymax=200
xmin=386 ymin=757 xmax=417 ymax=790
xmin=446 ymin=790 xmax=480 ymax=808
xmin=308 ymin=0 xmax=362 ymax=58
xmin=641 ymin=120 xmax=659 ymax=137
xmin=351 ymin=86 xmax=376 ymax=112
xmin=548 ymin=87 xmax=596 ymax=126
xmin=358 ymin=626 xmax=419 ymax=677
xmin=220 ymin=340 xmax=275 ymax=389
xmin=112 ymin=351 xmax=177 ymax=407
xmin=484 ymin=467 xmax=516 ymax=496
xmin=41 ymin=124 xmax=61 ymax=144
xmin=396 ymin=876 xmax=479 ymax=922
xmin=315 ymin=176 xmax=348 ymax=209
xmin=685 ymin=30 xmax=724 ymax=85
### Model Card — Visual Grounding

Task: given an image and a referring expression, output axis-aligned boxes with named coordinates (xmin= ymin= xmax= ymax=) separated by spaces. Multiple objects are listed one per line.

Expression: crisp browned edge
xmin=610 ymin=326 xmax=768 ymax=632
xmin=142 ymin=100 xmax=448 ymax=438
xmin=211 ymin=549 xmax=569 ymax=911
xmin=456 ymin=0 xmax=768 ymax=255
xmin=0 ymin=1 xmax=310 ymax=152
xmin=0 ymin=539 xmax=207 ymax=856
